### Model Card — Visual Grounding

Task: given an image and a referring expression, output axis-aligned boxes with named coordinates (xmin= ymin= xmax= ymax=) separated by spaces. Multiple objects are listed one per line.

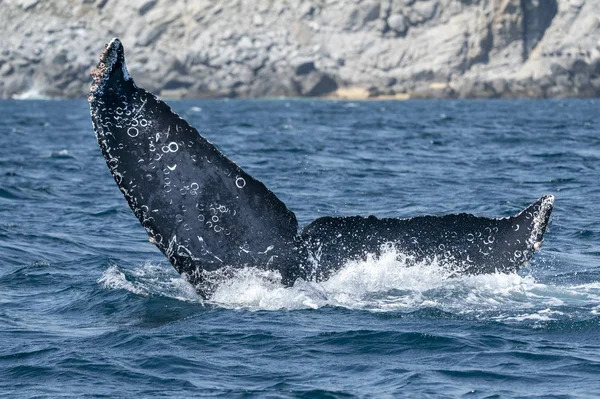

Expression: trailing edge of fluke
xmin=89 ymin=38 xmax=554 ymax=298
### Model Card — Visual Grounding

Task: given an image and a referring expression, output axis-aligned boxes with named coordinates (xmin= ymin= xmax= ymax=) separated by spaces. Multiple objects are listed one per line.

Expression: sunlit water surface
xmin=1 ymin=99 xmax=599 ymax=398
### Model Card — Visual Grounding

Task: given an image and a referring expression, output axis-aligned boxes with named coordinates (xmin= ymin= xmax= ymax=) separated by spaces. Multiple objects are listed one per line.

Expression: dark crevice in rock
xmin=380 ymin=1 xmax=392 ymax=35
xmin=521 ymin=0 xmax=558 ymax=61
xmin=293 ymin=70 xmax=338 ymax=96
xmin=468 ymin=22 xmax=494 ymax=69
xmin=138 ymin=0 xmax=157 ymax=16
xmin=295 ymin=61 xmax=316 ymax=75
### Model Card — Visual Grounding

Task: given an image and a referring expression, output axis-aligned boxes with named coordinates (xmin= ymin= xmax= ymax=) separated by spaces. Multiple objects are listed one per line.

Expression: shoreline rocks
xmin=1 ymin=0 xmax=599 ymax=99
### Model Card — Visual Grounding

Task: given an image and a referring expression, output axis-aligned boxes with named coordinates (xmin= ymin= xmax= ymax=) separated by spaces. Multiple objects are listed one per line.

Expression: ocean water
xmin=0 ymin=98 xmax=599 ymax=398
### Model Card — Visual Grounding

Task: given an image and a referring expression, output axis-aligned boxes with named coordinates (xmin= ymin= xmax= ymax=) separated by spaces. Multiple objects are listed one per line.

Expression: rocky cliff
xmin=1 ymin=0 xmax=599 ymax=99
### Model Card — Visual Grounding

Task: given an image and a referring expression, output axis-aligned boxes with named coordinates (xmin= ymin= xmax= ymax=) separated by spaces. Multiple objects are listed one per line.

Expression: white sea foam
xmin=12 ymin=88 xmax=50 ymax=100
xmin=99 ymin=249 xmax=600 ymax=320
xmin=99 ymin=265 xmax=140 ymax=294
xmin=500 ymin=308 xmax=565 ymax=323
xmin=208 ymin=250 xmax=549 ymax=313
xmin=98 ymin=263 xmax=202 ymax=303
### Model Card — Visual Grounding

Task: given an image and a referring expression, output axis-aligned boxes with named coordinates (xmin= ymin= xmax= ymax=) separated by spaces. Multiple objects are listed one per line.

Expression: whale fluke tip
xmin=528 ymin=194 xmax=554 ymax=251
xmin=103 ymin=38 xmax=124 ymax=62
xmin=89 ymin=37 xmax=132 ymax=100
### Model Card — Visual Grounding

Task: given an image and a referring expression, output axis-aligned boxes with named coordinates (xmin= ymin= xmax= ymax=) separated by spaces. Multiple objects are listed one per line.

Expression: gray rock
xmin=0 ymin=0 xmax=599 ymax=99
xmin=363 ymin=2 xmax=381 ymax=24
xmin=296 ymin=70 xmax=338 ymax=96
xmin=138 ymin=23 xmax=169 ymax=47
xmin=412 ymin=1 xmax=437 ymax=23
xmin=457 ymin=80 xmax=497 ymax=99
xmin=554 ymin=74 xmax=572 ymax=88
xmin=162 ymin=75 xmax=194 ymax=91
xmin=590 ymin=77 xmax=600 ymax=93
xmin=546 ymin=84 xmax=572 ymax=98
xmin=387 ymin=14 xmax=407 ymax=35
xmin=0 ymin=63 xmax=14 ymax=76
xmin=300 ymin=3 xmax=315 ymax=18
xmin=251 ymin=74 xmax=299 ymax=97
xmin=253 ymin=14 xmax=264 ymax=26
xmin=295 ymin=61 xmax=316 ymax=75
xmin=407 ymin=1 xmax=438 ymax=25
xmin=383 ymin=76 xmax=397 ymax=87
xmin=4 ymin=74 xmax=29 ymax=96
xmin=138 ymin=0 xmax=158 ymax=16
xmin=19 ymin=0 xmax=38 ymax=11
xmin=52 ymin=52 xmax=68 ymax=66
xmin=344 ymin=1 xmax=381 ymax=31
xmin=550 ymin=62 xmax=569 ymax=76
xmin=490 ymin=79 xmax=508 ymax=96
xmin=591 ymin=58 xmax=600 ymax=76
xmin=570 ymin=58 xmax=589 ymax=75
xmin=96 ymin=0 xmax=109 ymax=9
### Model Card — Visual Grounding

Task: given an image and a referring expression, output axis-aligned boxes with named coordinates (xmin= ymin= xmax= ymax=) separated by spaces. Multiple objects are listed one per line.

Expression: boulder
xmin=296 ymin=70 xmax=338 ymax=96
xmin=387 ymin=14 xmax=407 ymax=35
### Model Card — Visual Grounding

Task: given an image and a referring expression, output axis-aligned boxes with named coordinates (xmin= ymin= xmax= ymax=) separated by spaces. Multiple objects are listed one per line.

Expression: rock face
xmin=1 ymin=0 xmax=599 ymax=99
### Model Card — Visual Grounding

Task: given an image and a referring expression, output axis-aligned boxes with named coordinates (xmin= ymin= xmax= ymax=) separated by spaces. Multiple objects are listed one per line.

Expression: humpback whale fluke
xmin=300 ymin=194 xmax=554 ymax=281
xmin=89 ymin=38 xmax=554 ymax=298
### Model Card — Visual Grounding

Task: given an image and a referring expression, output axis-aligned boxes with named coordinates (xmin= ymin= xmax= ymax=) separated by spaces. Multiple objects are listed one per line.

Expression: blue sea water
xmin=0 ymin=98 xmax=599 ymax=398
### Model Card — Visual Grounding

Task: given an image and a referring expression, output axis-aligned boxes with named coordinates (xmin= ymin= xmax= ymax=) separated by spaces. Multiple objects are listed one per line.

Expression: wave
xmin=98 ymin=263 xmax=202 ymax=304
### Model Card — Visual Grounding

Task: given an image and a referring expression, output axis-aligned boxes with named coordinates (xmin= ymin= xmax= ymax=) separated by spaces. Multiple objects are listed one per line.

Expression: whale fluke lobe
xmin=89 ymin=39 xmax=554 ymax=298
xmin=89 ymin=38 xmax=304 ymax=296
xmin=300 ymin=195 xmax=554 ymax=280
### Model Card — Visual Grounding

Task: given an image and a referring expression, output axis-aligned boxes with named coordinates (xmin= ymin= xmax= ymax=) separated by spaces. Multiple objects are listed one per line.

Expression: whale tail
xmin=90 ymin=38 xmax=554 ymax=298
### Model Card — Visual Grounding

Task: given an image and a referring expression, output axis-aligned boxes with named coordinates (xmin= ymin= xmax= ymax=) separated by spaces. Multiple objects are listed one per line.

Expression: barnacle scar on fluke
xmin=89 ymin=38 xmax=555 ymax=299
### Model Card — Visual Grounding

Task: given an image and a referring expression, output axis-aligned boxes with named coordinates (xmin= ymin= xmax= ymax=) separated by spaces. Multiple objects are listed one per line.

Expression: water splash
xmin=12 ymin=88 xmax=51 ymax=100
xmin=98 ymin=263 xmax=202 ymax=303
xmin=99 ymin=249 xmax=600 ymax=321
xmin=209 ymin=250 xmax=545 ymax=314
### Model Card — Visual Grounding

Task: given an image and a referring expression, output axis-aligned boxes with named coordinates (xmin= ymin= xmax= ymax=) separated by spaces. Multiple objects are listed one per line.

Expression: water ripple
xmin=0 ymin=99 xmax=599 ymax=397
